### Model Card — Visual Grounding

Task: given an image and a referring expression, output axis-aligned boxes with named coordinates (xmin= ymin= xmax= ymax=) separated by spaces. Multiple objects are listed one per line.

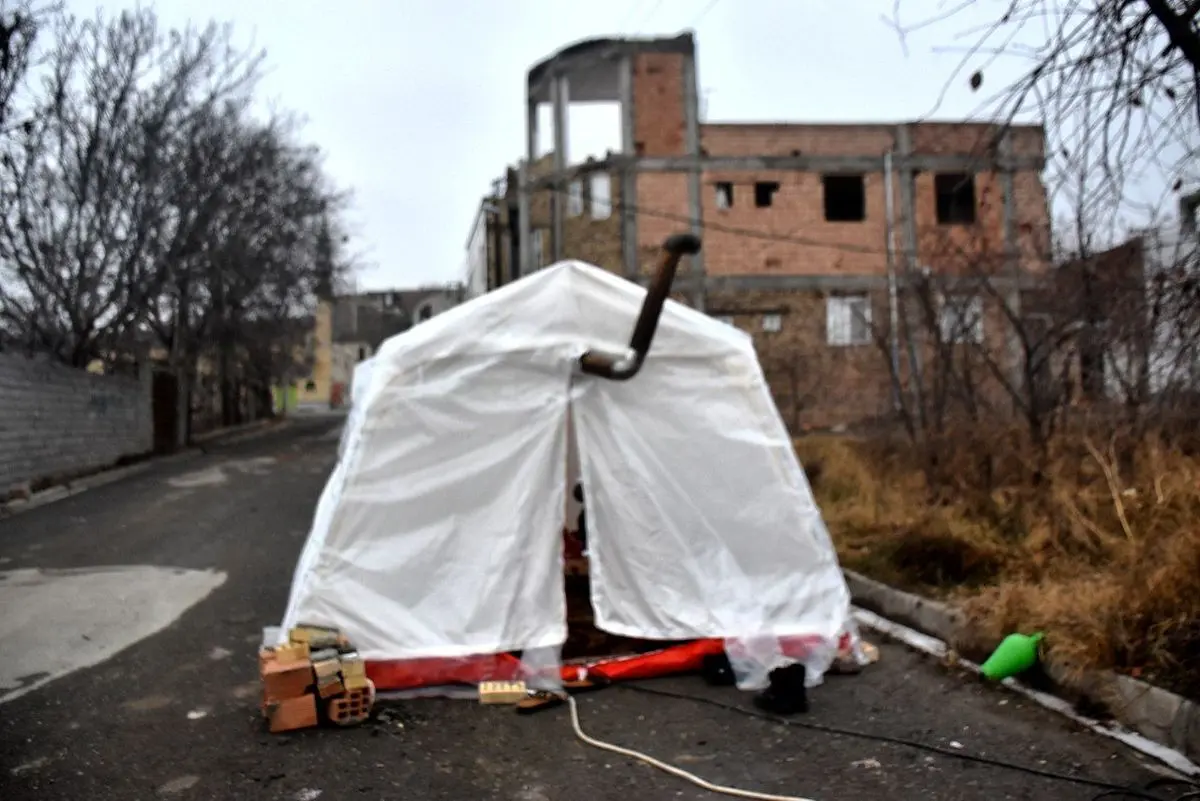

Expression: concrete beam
xmin=632 ymin=153 xmax=1046 ymax=174
xmin=518 ymin=152 xmax=1046 ymax=192
xmin=637 ymin=272 xmax=1043 ymax=294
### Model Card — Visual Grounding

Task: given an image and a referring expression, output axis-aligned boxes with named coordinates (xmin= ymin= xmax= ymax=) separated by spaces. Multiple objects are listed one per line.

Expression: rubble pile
xmin=259 ymin=625 xmax=375 ymax=733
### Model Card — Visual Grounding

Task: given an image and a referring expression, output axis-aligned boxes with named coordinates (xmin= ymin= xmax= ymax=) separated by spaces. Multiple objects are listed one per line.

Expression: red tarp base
xmin=365 ymin=634 xmax=847 ymax=692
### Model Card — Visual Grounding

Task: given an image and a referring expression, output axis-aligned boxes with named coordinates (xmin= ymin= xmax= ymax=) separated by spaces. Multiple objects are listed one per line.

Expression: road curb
xmin=0 ymin=419 xmax=287 ymax=520
xmin=843 ymin=568 xmax=1200 ymax=763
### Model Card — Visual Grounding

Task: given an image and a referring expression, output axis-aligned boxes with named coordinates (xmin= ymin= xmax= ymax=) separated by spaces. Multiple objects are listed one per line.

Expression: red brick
xmin=262 ymin=659 xmax=312 ymax=701
xmin=266 ymin=693 xmax=318 ymax=733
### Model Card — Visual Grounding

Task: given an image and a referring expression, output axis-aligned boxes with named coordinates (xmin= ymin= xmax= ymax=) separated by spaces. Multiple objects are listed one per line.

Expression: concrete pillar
xmin=517 ymin=160 xmax=530 ymax=280
xmin=998 ymin=129 xmax=1024 ymax=394
xmin=518 ymin=96 xmax=538 ymax=280
xmin=618 ymin=55 xmax=639 ymax=280
xmin=550 ymin=74 xmax=569 ymax=263
xmin=682 ymin=50 xmax=705 ymax=311
xmin=895 ymin=123 xmax=925 ymax=413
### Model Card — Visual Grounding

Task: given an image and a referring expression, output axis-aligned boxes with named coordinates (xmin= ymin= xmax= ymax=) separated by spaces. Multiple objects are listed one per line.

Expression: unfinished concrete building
xmin=474 ymin=32 xmax=1053 ymax=431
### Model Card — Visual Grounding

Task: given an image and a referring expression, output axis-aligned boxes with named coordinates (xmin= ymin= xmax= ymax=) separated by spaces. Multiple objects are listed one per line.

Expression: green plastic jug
xmin=979 ymin=632 xmax=1044 ymax=680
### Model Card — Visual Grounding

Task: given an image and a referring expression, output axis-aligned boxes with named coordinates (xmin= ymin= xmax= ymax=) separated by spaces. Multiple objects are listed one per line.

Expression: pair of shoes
xmin=752 ymin=664 xmax=809 ymax=716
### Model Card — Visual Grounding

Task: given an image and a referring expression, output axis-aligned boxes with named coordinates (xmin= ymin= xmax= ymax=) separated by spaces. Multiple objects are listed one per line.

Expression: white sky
xmin=68 ymin=1 xmax=1163 ymax=289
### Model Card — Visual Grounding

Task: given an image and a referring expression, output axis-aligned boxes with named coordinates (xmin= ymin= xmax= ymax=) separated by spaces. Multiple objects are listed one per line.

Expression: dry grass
xmin=796 ymin=431 xmax=1200 ymax=701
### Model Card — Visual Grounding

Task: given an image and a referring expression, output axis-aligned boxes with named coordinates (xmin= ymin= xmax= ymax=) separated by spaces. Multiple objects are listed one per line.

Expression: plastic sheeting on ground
xmin=280 ymin=259 xmax=852 ymax=690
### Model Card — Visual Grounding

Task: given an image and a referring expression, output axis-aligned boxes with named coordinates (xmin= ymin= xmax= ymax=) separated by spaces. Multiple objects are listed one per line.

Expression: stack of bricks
xmin=258 ymin=625 xmax=375 ymax=733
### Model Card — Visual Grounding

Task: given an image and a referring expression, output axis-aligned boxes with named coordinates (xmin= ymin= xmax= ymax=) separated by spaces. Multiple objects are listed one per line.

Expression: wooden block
xmin=317 ymin=676 xmax=345 ymax=698
xmin=266 ymin=694 xmax=318 ymax=733
xmin=313 ymin=658 xmax=340 ymax=679
xmin=275 ymin=641 xmax=310 ymax=663
xmin=262 ymin=659 xmax=313 ymax=701
xmin=343 ymin=673 xmax=370 ymax=692
xmin=339 ymin=656 xmax=365 ymax=679
xmin=478 ymin=680 xmax=528 ymax=705
xmin=289 ymin=626 xmax=340 ymax=649
xmin=310 ymin=648 xmax=339 ymax=664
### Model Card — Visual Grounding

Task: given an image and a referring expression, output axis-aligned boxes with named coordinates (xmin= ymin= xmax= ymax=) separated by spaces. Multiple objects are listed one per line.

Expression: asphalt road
xmin=0 ymin=416 xmax=1177 ymax=800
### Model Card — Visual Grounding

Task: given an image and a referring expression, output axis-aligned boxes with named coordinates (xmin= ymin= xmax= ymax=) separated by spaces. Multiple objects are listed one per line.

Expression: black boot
xmin=701 ymin=653 xmax=737 ymax=686
xmin=753 ymin=663 xmax=809 ymax=715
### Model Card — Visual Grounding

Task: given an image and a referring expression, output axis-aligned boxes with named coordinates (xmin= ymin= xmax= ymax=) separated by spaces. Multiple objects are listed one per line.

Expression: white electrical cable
xmin=566 ymin=695 xmax=819 ymax=801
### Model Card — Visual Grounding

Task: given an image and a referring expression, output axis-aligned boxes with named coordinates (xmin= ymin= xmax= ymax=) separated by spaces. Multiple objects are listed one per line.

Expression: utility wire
xmin=691 ymin=0 xmax=724 ymax=27
xmin=614 ymin=683 xmax=1199 ymax=801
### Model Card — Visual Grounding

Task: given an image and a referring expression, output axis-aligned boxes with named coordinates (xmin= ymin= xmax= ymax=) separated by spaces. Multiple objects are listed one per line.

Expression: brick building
xmin=470 ymin=32 xmax=1053 ymax=430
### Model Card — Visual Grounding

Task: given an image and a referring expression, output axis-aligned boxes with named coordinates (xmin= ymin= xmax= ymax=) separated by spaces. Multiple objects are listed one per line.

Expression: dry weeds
xmin=797 ymin=431 xmax=1200 ymax=701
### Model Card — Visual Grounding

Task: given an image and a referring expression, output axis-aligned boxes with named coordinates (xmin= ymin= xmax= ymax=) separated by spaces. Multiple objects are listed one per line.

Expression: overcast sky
xmin=72 ymin=1 xmax=1057 ymax=290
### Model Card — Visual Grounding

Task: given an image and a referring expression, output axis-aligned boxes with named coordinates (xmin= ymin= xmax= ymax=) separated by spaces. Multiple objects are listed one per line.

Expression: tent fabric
xmin=280 ymin=260 xmax=851 ymax=682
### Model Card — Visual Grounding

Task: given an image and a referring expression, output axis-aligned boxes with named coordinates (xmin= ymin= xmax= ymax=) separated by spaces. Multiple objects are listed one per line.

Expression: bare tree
xmin=0 ymin=4 xmax=354 ymax=437
xmin=870 ymin=1 xmax=1200 ymax=478
xmin=0 ymin=0 xmax=57 ymax=132
xmin=0 ymin=9 xmax=261 ymax=366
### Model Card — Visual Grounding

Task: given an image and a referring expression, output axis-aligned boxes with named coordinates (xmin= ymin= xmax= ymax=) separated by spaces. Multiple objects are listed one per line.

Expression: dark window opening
xmin=357 ymin=347 xmax=366 ymax=361
xmin=714 ymin=182 xmax=733 ymax=209
xmin=935 ymin=173 xmax=976 ymax=224
xmin=754 ymin=181 xmax=780 ymax=208
xmin=304 ymin=380 xmax=316 ymax=392
xmin=823 ymin=175 xmax=865 ymax=222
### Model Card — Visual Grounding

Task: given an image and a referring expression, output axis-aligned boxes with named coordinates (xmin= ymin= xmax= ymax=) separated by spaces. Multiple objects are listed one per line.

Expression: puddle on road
xmin=167 ymin=457 xmax=278 ymax=489
xmin=157 ymin=775 xmax=200 ymax=795
xmin=0 ymin=566 xmax=227 ymax=705
xmin=125 ymin=694 xmax=175 ymax=712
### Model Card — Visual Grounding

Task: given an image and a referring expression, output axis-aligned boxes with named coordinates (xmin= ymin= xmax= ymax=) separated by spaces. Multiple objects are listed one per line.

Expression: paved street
xmin=0 ymin=417 xmax=1177 ymax=800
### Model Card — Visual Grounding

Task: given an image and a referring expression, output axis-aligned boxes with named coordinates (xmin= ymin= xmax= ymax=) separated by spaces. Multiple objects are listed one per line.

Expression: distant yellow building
xmin=293 ymin=299 xmax=334 ymax=407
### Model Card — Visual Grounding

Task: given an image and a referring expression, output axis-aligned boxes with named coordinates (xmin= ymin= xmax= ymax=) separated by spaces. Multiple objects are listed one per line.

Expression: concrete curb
xmin=0 ymin=419 xmax=286 ymax=520
xmin=843 ymin=569 xmax=1200 ymax=763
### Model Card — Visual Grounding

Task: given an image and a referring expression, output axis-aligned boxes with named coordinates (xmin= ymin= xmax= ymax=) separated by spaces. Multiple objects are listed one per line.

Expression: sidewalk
xmin=0 ymin=417 xmax=287 ymax=519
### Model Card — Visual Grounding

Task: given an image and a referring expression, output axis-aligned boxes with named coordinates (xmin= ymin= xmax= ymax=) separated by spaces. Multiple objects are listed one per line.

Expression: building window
xmin=762 ymin=313 xmax=782 ymax=333
xmin=305 ymin=379 xmax=317 ymax=392
xmin=590 ymin=174 xmax=612 ymax=219
xmin=938 ymin=295 xmax=984 ymax=343
xmin=935 ymin=173 xmax=976 ymax=224
xmin=417 ymin=303 xmax=433 ymax=322
xmin=826 ymin=294 xmax=872 ymax=346
xmin=823 ymin=175 xmax=865 ymax=222
xmin=754 ymin=181 xmax=780 ymax=208
xmin=358 ymin=346 xmax=367 ymax=361
xmin=567 ymin=180 xmax=584 ymax=217
xmin=714 ymin=182 xmax=733 ymax=209
xmin=531 ymin=229 xmax=545 ymax=268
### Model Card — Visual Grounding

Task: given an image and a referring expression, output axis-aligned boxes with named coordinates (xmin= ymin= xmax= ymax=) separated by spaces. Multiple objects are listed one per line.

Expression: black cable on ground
xmin=616 ymin=682 xmax=1198 ymax=801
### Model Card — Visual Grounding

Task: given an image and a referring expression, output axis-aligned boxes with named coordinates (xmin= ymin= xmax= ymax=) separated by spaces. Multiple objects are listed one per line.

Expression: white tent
xmin=282 ymin=260 xmax=851 ymax=689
